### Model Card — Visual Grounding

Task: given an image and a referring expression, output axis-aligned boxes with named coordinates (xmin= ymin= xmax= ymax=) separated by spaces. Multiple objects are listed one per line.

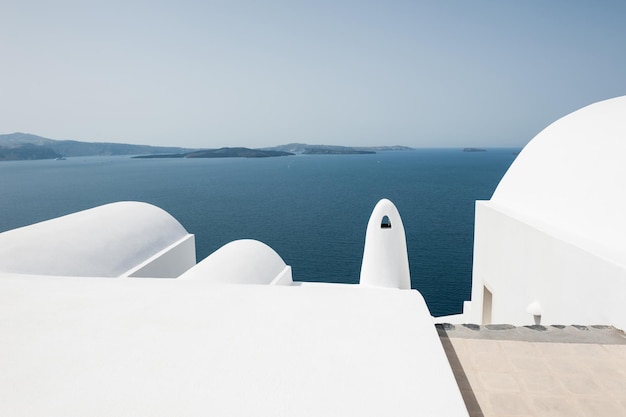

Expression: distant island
xmin=0 ymin=133 xmax=195 ymax=161
xmin=0 ymin=132 xmax=414 ymax=161
xmin=0 ymin=143 xmax=62 ymax=161
xmin=263 ymin=143 xmax=414 ymax=154
xmin=133 ymin=148 xmax=293 ymax=159
xmin=303 ymin=147 xmax=375 ymax=155
xmin=463 ymin=148 xmax=487 ymax=152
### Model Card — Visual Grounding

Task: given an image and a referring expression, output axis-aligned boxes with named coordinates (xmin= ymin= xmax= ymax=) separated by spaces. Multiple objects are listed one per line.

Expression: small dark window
xmin=381 ymin=215 xmax=392 ymax=229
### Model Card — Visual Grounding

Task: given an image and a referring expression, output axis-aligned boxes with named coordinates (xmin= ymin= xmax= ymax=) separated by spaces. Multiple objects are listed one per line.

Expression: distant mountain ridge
xmin=133 ymin=148 xmax=293 ymax=159
xmin=303 ymin=147 xmax=375 ymax=155
xmin=0 ymin=133 xmax=195 ymax=159
xmin=0 ymin=133 xmax=415 ymax=161
xmin=262 ymin=143 xmax=414 ymax=153
xmin=0 ymin=143 xmax=62 ymax=161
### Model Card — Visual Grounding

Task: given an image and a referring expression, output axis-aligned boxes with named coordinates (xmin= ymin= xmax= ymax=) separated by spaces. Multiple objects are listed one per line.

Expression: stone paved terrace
xmin=438 ymin=324 xmax=626 ymax=417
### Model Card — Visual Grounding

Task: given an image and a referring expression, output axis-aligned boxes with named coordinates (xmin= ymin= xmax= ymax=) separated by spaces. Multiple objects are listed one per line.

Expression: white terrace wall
xmin=468 ymin=202 xmax=626 ymax=330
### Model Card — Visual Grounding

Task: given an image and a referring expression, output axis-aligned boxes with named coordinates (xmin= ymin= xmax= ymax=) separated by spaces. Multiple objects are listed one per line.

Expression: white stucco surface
xmin=465 ymin=96 xmax=626 ymax=329
xmin=0 ymin=201 xmax=194 ymax=277
xmin=0 ymin=275 xmax=468 ymax=417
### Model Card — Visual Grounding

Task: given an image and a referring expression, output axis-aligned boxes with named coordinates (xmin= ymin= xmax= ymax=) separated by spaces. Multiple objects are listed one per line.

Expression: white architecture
xmin=360 ymin=199 xmax=411 ymax=289
xmin=460 ymin=95 xmax=626 ymax=329
xmin=8 ymin=90 xmax=624 ymax=414
xmin=0 ymin=199 xmax=469 ymax=416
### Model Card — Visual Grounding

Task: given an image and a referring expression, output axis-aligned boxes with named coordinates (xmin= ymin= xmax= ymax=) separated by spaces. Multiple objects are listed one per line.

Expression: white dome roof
xmin=492 ymin=95 xmax=626 ymax=261
xmin=0 ymin=202 xmax=190 ymax=277
xmin=179 ymin=239 xmax=290 ymax=284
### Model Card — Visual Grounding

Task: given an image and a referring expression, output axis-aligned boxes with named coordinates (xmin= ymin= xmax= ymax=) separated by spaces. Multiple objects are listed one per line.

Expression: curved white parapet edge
xmin=0 ymin=201 xmax=195 ymax=278
xmin=179 ymin=239 xmax=293 ymax=285
xmin=359 ymin=199 xmax=411 ymax=289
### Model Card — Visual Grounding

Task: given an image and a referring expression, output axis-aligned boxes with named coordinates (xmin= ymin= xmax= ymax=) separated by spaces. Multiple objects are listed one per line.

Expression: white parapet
xmin=359 ymin=199 xmax=411 ymax=289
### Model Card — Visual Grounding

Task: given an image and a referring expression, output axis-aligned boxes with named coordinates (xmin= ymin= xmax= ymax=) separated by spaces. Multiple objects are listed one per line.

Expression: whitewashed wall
xmin=467 ymin=202 xmax=626 ymax=330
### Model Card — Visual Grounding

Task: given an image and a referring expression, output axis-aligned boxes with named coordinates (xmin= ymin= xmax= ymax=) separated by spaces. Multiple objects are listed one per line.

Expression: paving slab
xmin=438 ymin=324 xmax=626 ymax=417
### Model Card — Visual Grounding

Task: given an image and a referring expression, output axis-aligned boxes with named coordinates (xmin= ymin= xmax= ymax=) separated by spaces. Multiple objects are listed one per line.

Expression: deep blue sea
xmin=0 ymin=149 xmax=517 ymax=316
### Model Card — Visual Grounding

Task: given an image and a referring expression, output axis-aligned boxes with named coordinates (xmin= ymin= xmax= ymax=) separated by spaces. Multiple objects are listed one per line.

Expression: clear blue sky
xmin=1 ymin=1 xmax=625 ymax=148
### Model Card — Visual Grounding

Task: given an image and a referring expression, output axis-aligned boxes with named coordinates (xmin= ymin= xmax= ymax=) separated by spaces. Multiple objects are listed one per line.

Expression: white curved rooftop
xmin=0 ymin=201 xmax=192 ymax=277
xmin=179 ymin=239 xmax=292 ymax=285
xmin=492 ymin=95 xmax=626 ymax=264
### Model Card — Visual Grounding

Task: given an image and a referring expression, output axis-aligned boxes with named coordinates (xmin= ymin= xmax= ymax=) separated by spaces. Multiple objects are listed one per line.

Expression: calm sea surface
xmin=0 ymin=149 xmax=517 ymax=316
